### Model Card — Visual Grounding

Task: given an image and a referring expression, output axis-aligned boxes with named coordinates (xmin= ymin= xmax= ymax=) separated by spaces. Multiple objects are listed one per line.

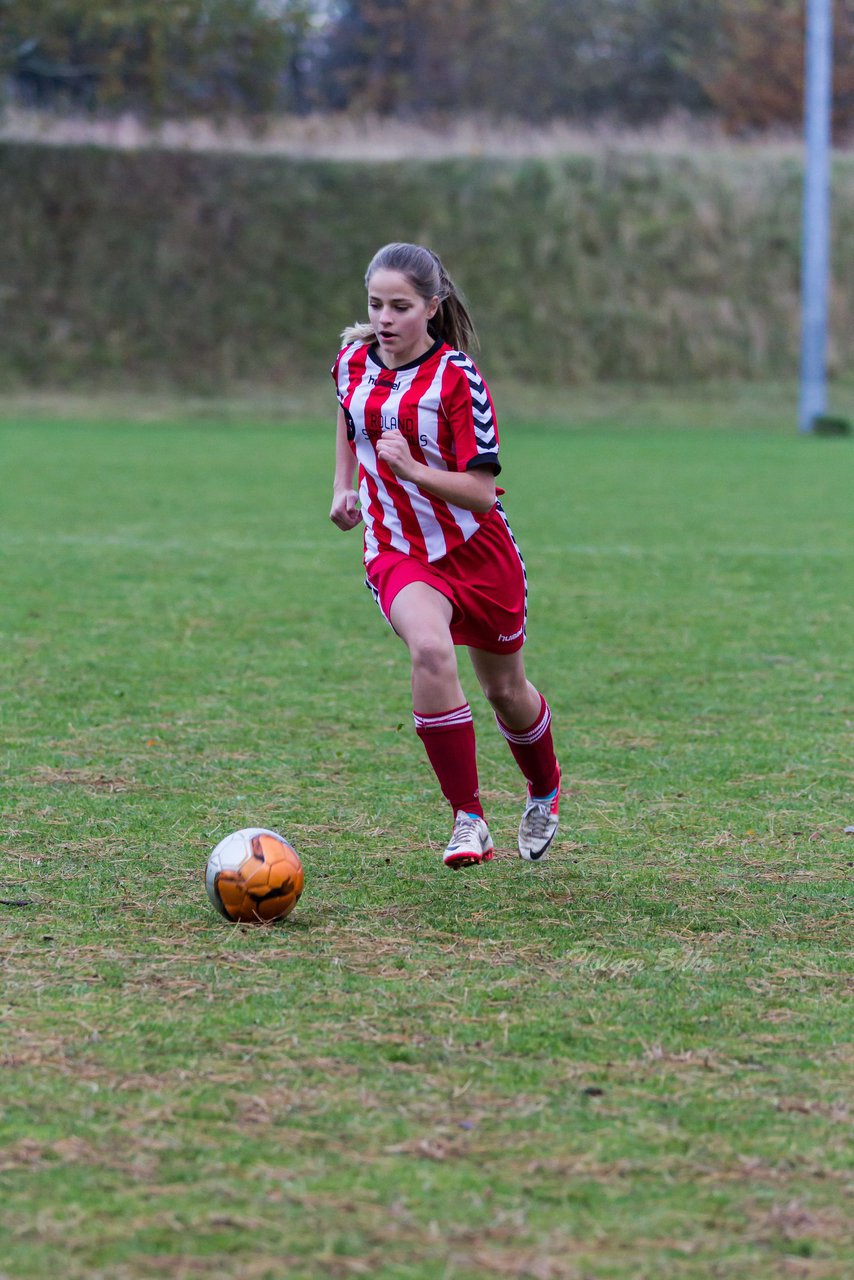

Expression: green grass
xmin=1 ymin=390 xmax=852 ymax=1279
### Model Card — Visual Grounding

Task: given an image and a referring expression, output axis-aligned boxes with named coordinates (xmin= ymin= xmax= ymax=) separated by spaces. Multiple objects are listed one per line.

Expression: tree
xmin=696 ymin=0 xmax=854 ymax=137
xmin=316 ymin=0 xmax=720 ymax=122
xmin=0 ymin=0 xmax=316 ymax=117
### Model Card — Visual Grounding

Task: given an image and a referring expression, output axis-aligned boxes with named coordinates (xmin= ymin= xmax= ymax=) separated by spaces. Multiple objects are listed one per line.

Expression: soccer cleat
xmin=518 ymin=777 xmax=560 ymax=861
xmin=443 ymin=811 xmax=495 ymax=869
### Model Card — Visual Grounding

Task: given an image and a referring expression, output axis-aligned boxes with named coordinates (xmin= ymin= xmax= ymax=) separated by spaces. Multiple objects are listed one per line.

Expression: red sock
xmin=495 ymin=694 xmax=560 ymax=797
xmin=413 ymin=704 xmax=483 ymax=817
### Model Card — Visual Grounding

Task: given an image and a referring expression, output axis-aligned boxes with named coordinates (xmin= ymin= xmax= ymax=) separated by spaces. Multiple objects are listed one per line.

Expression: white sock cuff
xmin=413 ymin=703 xmax=473 ymax=733
xmin=496 ymin=700 xmax=551 ymax=746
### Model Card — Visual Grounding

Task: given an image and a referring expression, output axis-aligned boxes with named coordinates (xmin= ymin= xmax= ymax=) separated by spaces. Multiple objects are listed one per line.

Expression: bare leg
xmin=390 ymin=581 xmax=484 ymax=825
xmin=389 ymin=582 xmax=464 ymax=713
xmin=467 ymin=646 xmax=542 ymax=731
xmin=469 ymin=645 xmax=560 ymax=838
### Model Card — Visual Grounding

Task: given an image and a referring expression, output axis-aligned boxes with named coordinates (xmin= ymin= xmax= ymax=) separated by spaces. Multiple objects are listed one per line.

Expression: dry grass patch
xmin=28 ymin=767 xmax=140 ymax=793
xmin=747 ymin=1198 xmax=854 ymax=1248
xmin=0 ymin=107 xmax=796 ymax=161
xmin=0 ymin=1135 xmax=163 ymax=1181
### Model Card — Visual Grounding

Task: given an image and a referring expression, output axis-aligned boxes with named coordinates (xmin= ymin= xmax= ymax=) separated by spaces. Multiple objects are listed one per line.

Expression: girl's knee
xmin=482 ymin=677 xmax=527 ymax=716
xmin=409 ymin=632 xmax=456 ymax=679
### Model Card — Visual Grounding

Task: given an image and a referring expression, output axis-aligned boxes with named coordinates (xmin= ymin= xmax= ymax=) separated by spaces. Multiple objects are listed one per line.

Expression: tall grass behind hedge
xmin=2 ymin=142 xmax=852 ymax=389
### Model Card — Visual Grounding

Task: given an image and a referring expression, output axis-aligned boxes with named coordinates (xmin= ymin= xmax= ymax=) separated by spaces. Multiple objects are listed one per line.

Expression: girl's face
xmin=367 ymin=268 xmax=439 ymax=368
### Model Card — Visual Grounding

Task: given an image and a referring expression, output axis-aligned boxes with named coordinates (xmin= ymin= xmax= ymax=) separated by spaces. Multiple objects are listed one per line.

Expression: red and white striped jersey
xmin=331 ymin=338 xmax=501 ymax=565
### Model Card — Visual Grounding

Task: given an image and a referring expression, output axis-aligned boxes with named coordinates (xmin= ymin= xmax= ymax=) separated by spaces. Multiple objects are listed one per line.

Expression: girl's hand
xmin=376 ymin=429 xmax=419 ymax=483
xmin=330 ymin=487 xmax=362 ymax=531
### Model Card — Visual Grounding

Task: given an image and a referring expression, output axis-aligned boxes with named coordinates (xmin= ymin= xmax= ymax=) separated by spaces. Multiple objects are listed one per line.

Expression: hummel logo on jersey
xmin=368 ymin=373 xmax=401 ymax=390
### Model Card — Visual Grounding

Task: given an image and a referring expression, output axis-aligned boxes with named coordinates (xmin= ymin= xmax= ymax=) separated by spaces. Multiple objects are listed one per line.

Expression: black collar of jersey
xmin=367 ymin=337 xmax=443 ymax=373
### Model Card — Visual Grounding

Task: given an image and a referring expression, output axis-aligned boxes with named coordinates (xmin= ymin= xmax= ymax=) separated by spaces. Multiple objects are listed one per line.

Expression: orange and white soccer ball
xmin=205 ymin=827 xmax=304 ymax=923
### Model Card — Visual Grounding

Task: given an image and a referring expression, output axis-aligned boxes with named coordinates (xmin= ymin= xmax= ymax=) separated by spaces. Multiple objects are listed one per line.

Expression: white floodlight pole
xmin=798 ymin=0 xmax=834 ymax=434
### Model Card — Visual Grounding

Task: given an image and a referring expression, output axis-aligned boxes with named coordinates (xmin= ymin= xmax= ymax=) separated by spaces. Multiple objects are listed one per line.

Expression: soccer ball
xmin=205 ymin=827 xmax=304 ymax=924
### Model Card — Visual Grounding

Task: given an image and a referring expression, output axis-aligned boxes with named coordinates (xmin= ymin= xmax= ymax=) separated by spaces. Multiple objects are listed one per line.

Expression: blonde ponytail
xmin=340 ymin=321 xmax=376 ymax=346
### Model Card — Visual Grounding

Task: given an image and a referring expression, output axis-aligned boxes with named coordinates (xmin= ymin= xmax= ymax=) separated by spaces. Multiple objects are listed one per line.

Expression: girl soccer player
xmin=330 ymin=242 xmax=560 ymax=868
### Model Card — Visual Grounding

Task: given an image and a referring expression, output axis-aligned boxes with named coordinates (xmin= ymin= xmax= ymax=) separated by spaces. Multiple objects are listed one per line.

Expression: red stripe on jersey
xmin=342 ymin=342 xmax=369 ymax=403
xmin=372 ymin=358 xmax=435 ymax=561
xmin=364 ymin=369 xmax=419 ymax=557
xmin=332 ymin=339 xmax=500 ymax=565
xmin=386 ymin=354 xmax=455 ymax=561
xmin=336 ymin=345 xmax=406 ymax=557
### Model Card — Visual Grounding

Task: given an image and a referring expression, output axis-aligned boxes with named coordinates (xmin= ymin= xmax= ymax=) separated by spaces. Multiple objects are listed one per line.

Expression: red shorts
xmin=365 ymin=505 xmax=527 ymax=654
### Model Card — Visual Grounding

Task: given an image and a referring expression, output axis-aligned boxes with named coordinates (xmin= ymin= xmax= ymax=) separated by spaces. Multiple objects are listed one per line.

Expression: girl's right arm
xmin=330 ymin=406 xmax=362 ymax=530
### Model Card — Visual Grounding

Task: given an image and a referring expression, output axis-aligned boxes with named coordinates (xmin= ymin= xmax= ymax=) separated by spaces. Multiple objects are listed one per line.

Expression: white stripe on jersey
xmin=348 ymin=369 xmax=412 ymax=557
xmin=355 ymin=374 xmax=414 ymax=559
xmin=333 ymin=340 xmax=497 ymax=565
xmin=352 ymin=354 xmax=458 ymax=562
xmin=335 ymin=341 xmax=359 ymax=406
xmin=401 ymin=351 xmax=451 ymax=560
xmin=360 ymin=476 xmax=381 ymax=563
xmin=411 ymin=350 xmax=480 ymax=552
xmin=363 ymin=464 xmax=411 ymax=558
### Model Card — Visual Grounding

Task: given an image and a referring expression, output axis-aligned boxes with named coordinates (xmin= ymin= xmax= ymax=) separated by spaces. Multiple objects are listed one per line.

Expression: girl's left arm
xmin=375 ymin=430 xmax=496 ymax=513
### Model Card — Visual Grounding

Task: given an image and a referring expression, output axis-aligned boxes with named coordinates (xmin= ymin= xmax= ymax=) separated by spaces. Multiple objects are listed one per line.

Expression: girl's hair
xmin=340 ymin=242 xmax=478 ymax=353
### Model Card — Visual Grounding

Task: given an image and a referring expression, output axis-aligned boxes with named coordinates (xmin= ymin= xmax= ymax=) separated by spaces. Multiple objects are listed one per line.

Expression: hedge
xmin=2 ymin=142 xmax=852 ymax=388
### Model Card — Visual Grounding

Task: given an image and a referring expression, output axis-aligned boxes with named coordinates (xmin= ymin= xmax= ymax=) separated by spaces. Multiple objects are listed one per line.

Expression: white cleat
xmin=443 ymin=811 xmax=495 ymax=869
xmin=518 ymin=778 xmax=560 ymax=862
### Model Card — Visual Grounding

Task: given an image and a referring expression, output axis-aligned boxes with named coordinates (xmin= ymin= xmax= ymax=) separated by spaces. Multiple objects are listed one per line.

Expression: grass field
xmin=1 ymin=389 xmax=852 ymax=1279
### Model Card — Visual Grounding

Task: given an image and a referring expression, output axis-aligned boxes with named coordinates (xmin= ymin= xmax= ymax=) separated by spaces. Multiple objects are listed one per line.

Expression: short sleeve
xmin=442 ymin=353 xmax=501 ymax=476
